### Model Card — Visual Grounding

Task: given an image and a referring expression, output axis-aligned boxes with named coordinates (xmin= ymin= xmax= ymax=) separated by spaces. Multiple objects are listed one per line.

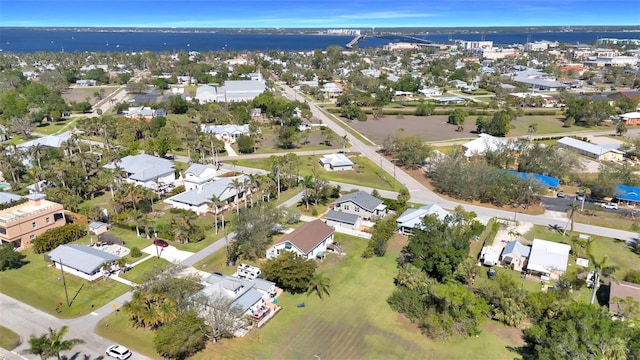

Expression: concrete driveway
xmin=142 ymin=245 xmax=194 ymax=263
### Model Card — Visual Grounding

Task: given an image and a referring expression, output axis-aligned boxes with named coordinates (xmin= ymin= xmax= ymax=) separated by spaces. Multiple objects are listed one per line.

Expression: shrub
xmin=311 ymin=208 xmax=318 ymax=216
xmin=32 ymin=224 xmax=87 ymax=254
xmin=130 ymin=247 xmax=143 ymax=258
xmin=168 ymin=185 xmax=185 ymax=197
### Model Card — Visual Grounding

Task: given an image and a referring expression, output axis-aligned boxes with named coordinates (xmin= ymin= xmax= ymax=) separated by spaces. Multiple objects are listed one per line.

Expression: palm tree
xmin=209 ymin=195 xmax=222 ymax=234
xmin=527 ymin=123 xmax=538 ymax=139
xmin=302 ymin=175 xmax=313 ymax=210
xmin=28 ymin=143 xmax=44 ymax=169
xmin=563 ymin=202 xmax=581 ymax=235
xmin=307 ymin=273 xmax=331 ymax=299
xmin=230 ymin=178 xmax=242 ymax=215
xmin=26 ymin=326 xmax=85 ymax=360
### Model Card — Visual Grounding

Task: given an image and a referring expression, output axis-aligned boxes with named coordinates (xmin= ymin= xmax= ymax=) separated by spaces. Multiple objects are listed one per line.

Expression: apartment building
xmin=0 ymin=193 xmax=66 ymax=249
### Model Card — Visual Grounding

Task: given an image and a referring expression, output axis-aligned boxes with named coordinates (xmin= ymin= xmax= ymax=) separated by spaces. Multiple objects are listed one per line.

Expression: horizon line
xmin=2 ymin=25 xmax=639 ymax=30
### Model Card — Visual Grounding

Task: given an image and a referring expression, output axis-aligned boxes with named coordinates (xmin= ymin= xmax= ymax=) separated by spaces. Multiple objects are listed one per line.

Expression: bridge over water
xmin=346 ymin=33 xmax=441 ymax=49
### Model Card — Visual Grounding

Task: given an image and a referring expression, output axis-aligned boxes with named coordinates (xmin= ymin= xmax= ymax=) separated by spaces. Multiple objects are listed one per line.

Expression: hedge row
xmin=32 ymin=224 xmax=87 ymax=254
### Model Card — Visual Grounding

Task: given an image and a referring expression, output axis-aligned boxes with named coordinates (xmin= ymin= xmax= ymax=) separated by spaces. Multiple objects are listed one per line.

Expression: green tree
xmin=262 ymin=251 xmax=317 ymax=293
xmin=447 ymin=108 xmax=468 ymax=127
xmin=0 ymin=242 xmax=27 ymax=271
xmin=166 ymin=95 xmax=188 ymax=114
xmin=236 ymin=134 xmax=255 ymax=154
xmin=524 ymin=302 xmax=632 ymax=360
xmin=414 ymin=101 xmax=435 ymax=116
xmin=400 ymin=207 xmax=484 ymax=283
xmin=26 ymin=326 xmax=85 ymax=360
xmin=230 ymin=203 xmax=282 ymax=261
xmin=276 ymin=126 xmax=299 ymax=149
xmin=394 ymin=136 xmax=432 ymax=168
xmin=153 ymin=311 xmax=208 ymax=359
xmin=307 ymin=272 xmax=331 ymax=299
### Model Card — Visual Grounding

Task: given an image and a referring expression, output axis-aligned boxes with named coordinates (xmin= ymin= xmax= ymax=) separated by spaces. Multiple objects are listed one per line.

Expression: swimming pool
xmin=0 ymin=184 xmax=10 ymax=190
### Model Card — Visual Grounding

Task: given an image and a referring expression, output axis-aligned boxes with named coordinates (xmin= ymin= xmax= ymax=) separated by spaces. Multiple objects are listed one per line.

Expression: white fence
xmin=333 ymin=226 xmax=372 ymax=239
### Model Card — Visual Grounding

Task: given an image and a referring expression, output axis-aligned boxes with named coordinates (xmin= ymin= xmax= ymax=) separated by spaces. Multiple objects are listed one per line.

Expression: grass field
xmin=120 ymin=257 xmax=171 ymax=284
xmin=0 ymin=325 xmax=21 ymax=350
xmin=233 ymin=155 xmax=404 ymax=191
xmin=0 ymin=250 xmax=130 ymax=318
xmin=509 ymin=116 xmax=612 ymax=137
xmin=97 ymin=234 xmax=520 ymax=360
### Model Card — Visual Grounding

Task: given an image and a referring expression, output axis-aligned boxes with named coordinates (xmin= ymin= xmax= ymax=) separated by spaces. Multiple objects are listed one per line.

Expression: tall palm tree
xmin=563 ymin=202 xmax=581 ymax=235
xmin=230 ymin=178 xmax=242 ymax=215
xmin=209 ymin=195 xmax=222 ymax=234
xmin=28 ymin=143 xmax=44 ymax=169
xmin=307 ymin=273 xmax=331 ymax=299
xmin=26 ymin=326 xmax=85 ymax=360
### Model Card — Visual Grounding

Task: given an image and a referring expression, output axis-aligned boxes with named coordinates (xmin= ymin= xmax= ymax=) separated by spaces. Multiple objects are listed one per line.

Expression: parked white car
xmin=602 ymin=202 xmax=618 ymax=210
xmin=106 ymin=345 xmax=132 ymax=359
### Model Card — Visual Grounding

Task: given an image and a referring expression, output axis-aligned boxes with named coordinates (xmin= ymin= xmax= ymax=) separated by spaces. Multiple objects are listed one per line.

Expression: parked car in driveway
xmin=557 ymin=191 xmax=566 ymax=198
xmin=153 ymin=238 xmax=169 ymax=248
xmin=602 ymin=202 xmax=619 ymax=210
xmin=106 ymin=345 xmax=132 ymax=359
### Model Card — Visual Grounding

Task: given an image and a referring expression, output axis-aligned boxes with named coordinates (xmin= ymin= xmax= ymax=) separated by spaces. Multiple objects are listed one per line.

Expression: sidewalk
xmin=224 ymin=143 xmax=238 ymax=157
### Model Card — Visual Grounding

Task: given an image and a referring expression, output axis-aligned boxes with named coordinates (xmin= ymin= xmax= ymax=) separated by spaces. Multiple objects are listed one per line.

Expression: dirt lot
xmin=61 ymin=86 xmax=119 ymax=105
xmin=348 ymin=115 xmax=476 ymax=143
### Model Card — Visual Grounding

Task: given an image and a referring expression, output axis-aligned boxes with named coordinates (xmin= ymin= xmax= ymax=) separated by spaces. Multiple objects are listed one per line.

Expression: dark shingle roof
xmin=325 ymin=209 xmax=360 ymax=225
xmin=334 ymin=191 xmax=383 ymax=213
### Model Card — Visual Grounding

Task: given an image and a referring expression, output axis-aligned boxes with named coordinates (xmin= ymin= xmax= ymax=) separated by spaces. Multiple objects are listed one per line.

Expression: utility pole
xmin=59 ymin=258 xmax=70 ymax=308
xmin=277 ymin=167 xmax=281 ymax=199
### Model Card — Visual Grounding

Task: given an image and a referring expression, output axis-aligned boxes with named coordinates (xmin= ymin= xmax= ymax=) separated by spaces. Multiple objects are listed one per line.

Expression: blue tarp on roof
xmin=506 ymin=171 xmax=560 ymax=188
xmin=615 ymin=184 xmax=640 ymax=202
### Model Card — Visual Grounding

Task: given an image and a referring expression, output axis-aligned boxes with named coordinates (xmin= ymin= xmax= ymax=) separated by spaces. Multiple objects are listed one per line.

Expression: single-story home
xmin=318 ymin=153 xmax=354 ymax=171
xmin=199 ymin=273 xmax=280 ymax=331
xmin=325 ymin=209 xmax=361 ymax=230
xmin=433 ymin=96 xmax=465 ymax=104
xmin=462 ymin=133 xmax=511 ymax=157
xmin=526 ymin=238 xmax=571 ymax=279
xmin=500 ymin=240 xmax=531 ymax=270
xmin=0 ymin=192 xmax=22 ymax=205
xmin=609 ymin=280 xmax=640 ymax=317
xmin=557 ymin=137 xmax=625 ymax=162
xmin=506 ymin=170 xmax=560 ymax=188
xmin=183 ymin=163 xmax=219 ymax=191
xmin=319 ymin=83 xmax=344 ymax=98
xmin=333 ymin=191 xmax=387 ymax=221
xmin=88 ymin=221 xmax=108 ymax=235
xmin=165 ymin=175 xmax=249 ymax=215
xmin=266 ymin=219 xmax=334 ymax=260
xmin=18 ymin=134 xmax=71 ymax=150
xmin=195 ymin=80 xmax=266 ymax=103
xmin=47 ymin=244 xmax=119 ymax=281
xmin=418 ymin=88 xmax=443 ymax=96
xmin=200 ymin=124 xmax=250 ymax=143
xmin=396 ymin=203 xmax=449 ymax=235
xmin=104 ymin=154 xmax=175 ymax=190
xmin=620 ymin=111 xmax=640 ymax=126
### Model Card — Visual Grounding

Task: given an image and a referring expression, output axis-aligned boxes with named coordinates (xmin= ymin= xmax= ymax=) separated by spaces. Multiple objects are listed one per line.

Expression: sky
xmin=1 ymin=0 xmax=638 ymax=28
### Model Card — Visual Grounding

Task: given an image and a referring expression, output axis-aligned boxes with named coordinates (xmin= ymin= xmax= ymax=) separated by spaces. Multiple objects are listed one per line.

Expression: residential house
xmin=319 ymin=83 xmax=344 ymax=98
xmin=0 ymin=192 xmax=22 ymax=206
xmin=620 ymin=112 xmax=640 ymax=126
xmin=195 ymin=80 xmax=266 ymax=103
xmin=462 ymin=133 xmax=510 ymax=157
xmin=75 ymin=79 xmax=96 ymax=86
xmin=325 ymin=209 xmax=361 ymax=230
xmin=396 ymin=204 xmax=449 ymax=235
xmin=0 ymin=193 xmax=66 ymax=249
xmin=433 ymin=96 xmax=465 ymax=104
xmin=200 ymin=124 xmax=250 ymax=143
xmin=609 ymin=280 xmax=640 ymax=317
xmin=124 ymin=107 xmax=166 ymax=121
xmin=418 ymin=88 xmax=442 ymax=96
xmin=557 ymin=137 xmax=625 ymax=161
xmin=47 ymin=244 xmax=119 ymax=281
xmin=266 ymin=219 xmax=334 ymax=260
xmin=199 ymin=273 xmax=280 ymax=331
xmin=526 ymin=238 xmax=571 ymax=279
xmin=165 ymin=175 xmax=250 ymax=215
xmin=318 ymin=153 xmax=354 ymax=171
xmin=18 ymin=134 xmax=71 ymax=150
xmin=183 ymin=164 xmax=219 ymax=191
xmin=333 ymin=191 xmax=386 ymax=220
xmin=500 ymin=241 xmax=531 ymax=271
xmin=103 ymin=154 xmax=176 ymax=190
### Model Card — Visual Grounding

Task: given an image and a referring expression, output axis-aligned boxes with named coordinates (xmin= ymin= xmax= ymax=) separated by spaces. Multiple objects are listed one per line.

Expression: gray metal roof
xmin=104 ymin=154 xmax=174 ymax=182
xmin=48 ymin=244 xmax=119 ymax=274
xmin=185 ymin=163 xmax=217 ymax=177
xmin=167 ymin=175 xmax=249 ymax=206
xmin=0 ymin=192 xmax=22 ymax=205
xmin=319 ymin=153 xmax=354 ymax=167
xmin=325 ymin=209 xmax=360 ymax=225
xmin=231 ymin=288 xmax=263 ymax=312
xmin=334 ymin=191 xmax=384 ymax=213
xmin=18 ymin=134 xmax=71 ymax=149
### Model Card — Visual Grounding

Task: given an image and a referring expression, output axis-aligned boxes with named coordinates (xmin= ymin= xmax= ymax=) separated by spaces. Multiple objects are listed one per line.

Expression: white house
xmin=557 ymin=137 xmax=625 ymax=161
xmin=418 ymin=88 xmax=443 ymax=96
xmin=325 ymin=209 xmax=361 ymax=230
xmin=195 ymin=80 xmax=266 ymax=103
xmin=333 ymin=191 xmax=386 ymax=220
xmin=200 ymin=124 xmax=250 ymax=143
xmin=461 ymin=133 xmax=511 ymax=157
xmin=266 ymin=220 xmax=334 ymax=260
xmin=319 ymin=83 xmax=343 ymax=98
xmin=318 ymin=153 xmax=354 ymax=171
xmin=18 ymin=134 xmax=71 ymax=150
xmin=396 ymin=204 xmax=449 ymax=235
xmin=183 ymin=163 xmax=218 ymax=191
xmin=527 ymin=238 xmax=571 ymax=279
xmin=104 ymin=154 xmax=175 ymax=190
xmin=164 ymin=175 xmax=249 ymax=215
xmin=47 ymin=244 xmax=119 ymax=281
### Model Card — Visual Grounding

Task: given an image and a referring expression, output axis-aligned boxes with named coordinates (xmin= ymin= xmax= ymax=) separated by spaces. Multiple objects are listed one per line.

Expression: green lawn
xmin=233 ymin=155 xmax=404 ymax=191
xmin=98 ymin=234 xmax=520 ymax=360
xmin=120 ymin=257 xmax=171 ymax=284
xmin=33 ymin=120 xmax=73 ymax=135
xmin=0 ymin=250 xmax=130 ymax=318
xmin=0 ymin=325 xmax=21 ymax=350
xmin=509 ymin=116 xmax=612 ymax=137
xmin=523 ymin=225 xmax=640 ymax=279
